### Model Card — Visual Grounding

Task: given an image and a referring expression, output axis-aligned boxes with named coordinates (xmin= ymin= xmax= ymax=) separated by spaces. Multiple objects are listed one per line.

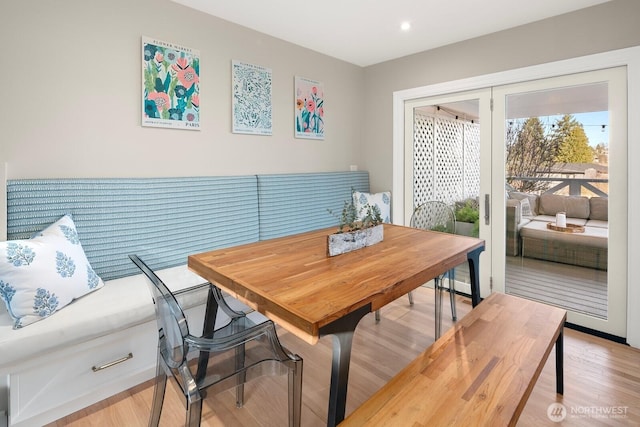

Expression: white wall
xmin=361 ymin=0 xmax=640 ymax=348
xmin=0 ymin=0 xmax=365 ymax=179
xmin=362 ymin=0 xmax=640 ymax=192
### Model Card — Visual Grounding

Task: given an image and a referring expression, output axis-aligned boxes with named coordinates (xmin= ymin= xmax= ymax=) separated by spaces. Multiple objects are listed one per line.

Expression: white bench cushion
xmin=0 ymin=265 xmax=208 ymax=370
xmin=530 ymin=215 xmax=588 ymax=226
xmin=586 ymin=219 xmax=609 ymax=229
xmin=520 ymin=220 xmax=608 ymax=248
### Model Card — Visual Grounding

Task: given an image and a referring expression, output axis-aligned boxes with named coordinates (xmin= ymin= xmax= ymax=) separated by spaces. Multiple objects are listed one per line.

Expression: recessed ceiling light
xmin=400 ymin=21 xmax=411 ymax=31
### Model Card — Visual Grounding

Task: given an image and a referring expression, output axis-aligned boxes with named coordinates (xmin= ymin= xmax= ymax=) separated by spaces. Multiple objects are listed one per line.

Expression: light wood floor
xmin=46 ymin=287 xmax=640 ymax=426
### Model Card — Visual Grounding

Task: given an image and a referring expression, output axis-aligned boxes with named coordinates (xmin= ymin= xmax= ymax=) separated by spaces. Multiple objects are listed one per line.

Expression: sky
xmin=542 ymin=111 xmax=609 ymax=148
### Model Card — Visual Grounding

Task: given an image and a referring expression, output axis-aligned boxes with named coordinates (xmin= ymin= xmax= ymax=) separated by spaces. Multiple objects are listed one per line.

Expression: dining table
xmin=188 ymin=223 xmax=485 ymax=427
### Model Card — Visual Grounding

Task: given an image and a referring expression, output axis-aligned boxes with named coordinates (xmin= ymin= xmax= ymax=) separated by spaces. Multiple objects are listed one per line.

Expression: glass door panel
xmin=492 ymin=68 xmax=627 ymax=338
xmin=405 ymin=89 xmax=492 ymax=298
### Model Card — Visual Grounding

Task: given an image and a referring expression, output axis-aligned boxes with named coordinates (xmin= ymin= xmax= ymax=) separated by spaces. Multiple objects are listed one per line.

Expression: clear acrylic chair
xmin=129 ymin=255 xmax=303 ymax=427
xmin=410 ymin=202 xmax=458 ymax=339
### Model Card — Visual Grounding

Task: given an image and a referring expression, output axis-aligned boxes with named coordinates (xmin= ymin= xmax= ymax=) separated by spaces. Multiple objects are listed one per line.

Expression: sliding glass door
xmin=492 ymin=67 xmax=627 ymax=338
xmin=401 ymin=68 xmax=627 ymax=338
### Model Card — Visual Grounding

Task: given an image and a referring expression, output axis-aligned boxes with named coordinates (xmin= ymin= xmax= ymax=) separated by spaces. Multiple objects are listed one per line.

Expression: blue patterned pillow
xmin=0 ymin=214 xmax=104 ymax=328
xmin=352 ymin=191 xmax=392 ymax=223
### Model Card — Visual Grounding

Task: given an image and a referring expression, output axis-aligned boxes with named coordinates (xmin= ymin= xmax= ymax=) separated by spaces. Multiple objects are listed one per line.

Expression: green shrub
xmin=455 ymin=199 xmax=480 ymax=238
xmin=328 ymin=196 xmax=382 ymax=233
xmin=455 ymin=200 xmax=479 ymax=223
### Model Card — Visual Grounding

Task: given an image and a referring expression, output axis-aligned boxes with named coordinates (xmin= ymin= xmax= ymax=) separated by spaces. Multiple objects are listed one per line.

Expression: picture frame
xmin=232 ymin=60 xmax=272 ymax=135
xmin=295 ymin=76 xmax=324 ymax=139
xmin=142 ymin=36 xmax=200 ymax=130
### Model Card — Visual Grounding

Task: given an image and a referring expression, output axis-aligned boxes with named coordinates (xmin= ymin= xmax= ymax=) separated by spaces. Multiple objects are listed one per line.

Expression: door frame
xmin=392 ymin=45 xmax=640 ymax=348
xmin=492 ymin=68 xmax=627 ymax=337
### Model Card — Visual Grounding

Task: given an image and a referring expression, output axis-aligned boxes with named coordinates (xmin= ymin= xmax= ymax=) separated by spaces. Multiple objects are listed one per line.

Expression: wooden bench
xmin=340 ymin=293 xmax=566 ymax=426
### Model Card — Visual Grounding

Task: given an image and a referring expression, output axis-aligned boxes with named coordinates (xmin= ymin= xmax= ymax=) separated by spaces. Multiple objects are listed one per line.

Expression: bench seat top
xmin=0 ymin=265 xmax=209 ymax=371
xmin=341 ymin=293 xmax=566 ymax=426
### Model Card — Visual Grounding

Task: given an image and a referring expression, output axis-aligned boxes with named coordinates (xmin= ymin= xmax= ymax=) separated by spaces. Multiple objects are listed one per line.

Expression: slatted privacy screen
xmin=6 ymin=176 xmax=259 ymax=281
xmin=413 ymin=113 xmax=480 ymax=208
xmin=257 ymin=172 xmax=370 ymax=240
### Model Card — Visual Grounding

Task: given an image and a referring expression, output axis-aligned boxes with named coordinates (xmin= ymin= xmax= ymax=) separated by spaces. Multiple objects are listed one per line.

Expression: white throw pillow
xmin=352 ymin=191 xmax=391 ymax=223
xmin=0 ymin=214 xmax=104 ymax=328
xmin=520 ymin=198 xmax=533 ymax=217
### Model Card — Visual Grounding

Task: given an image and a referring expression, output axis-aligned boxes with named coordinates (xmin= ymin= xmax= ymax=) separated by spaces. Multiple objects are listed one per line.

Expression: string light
xmin=512 ymin=117 xmax=607 ymax=132
xmin=433 ymin=105 xmax=476 ymax=124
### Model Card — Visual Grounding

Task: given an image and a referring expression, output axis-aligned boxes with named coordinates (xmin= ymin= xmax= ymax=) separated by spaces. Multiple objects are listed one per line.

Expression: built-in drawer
xmin=7 ymin=299 xmax=207 ymax=427
xmin=8 ymin=321 xmax=157 ymax=427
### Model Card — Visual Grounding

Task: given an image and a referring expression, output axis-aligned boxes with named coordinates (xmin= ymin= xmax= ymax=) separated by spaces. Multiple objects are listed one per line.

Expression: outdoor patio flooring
xmin=505 ymin=255 xmax=608 ymax=319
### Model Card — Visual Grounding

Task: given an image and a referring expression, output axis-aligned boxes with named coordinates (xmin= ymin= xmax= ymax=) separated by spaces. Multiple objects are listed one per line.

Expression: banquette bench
xmin=0 ymin=171 xmax=370 ymax=427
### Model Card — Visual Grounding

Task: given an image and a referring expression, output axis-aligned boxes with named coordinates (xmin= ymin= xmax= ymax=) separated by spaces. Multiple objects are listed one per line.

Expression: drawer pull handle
xmin=92 ymin=352 xmax=133 ymax=372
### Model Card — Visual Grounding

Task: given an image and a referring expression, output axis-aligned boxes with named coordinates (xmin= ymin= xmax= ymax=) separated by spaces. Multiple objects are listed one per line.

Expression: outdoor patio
xmin=451 ymin=255 xmax=607 ymax=321
xmin=505 ymin=256 xmax=607 ymax=320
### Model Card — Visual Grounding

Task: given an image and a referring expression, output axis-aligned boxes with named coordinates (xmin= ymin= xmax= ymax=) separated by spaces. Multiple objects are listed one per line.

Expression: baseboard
xmin=445 ymin=286 xmax=627 ymax=345
xmin=466 ymin=292 xmax=626 ymax=345
xmin=565 ymin=322 xmax=628 ymax=345
xmin=454 ymin=281 xmax=471 ymax=297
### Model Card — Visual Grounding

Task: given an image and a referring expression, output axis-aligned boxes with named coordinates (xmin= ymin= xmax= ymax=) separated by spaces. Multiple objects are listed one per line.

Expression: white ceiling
xmin=505 ymin=83 xmax=608 ymax=119
xmin=172 ymin=0 xmax=611 ymax=67
xmin=415 ymin=82 xmax=608 ymax=123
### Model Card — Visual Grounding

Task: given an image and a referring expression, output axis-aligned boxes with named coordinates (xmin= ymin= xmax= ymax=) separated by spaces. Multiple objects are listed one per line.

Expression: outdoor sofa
xmin=506 ymin=192 xmax=608 ymax=270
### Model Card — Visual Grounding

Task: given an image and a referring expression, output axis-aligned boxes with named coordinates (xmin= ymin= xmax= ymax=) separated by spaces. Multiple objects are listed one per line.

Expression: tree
xmin=506 ymin=117 xmax=561 ymax=192
xmin=552 ymin=114 xmax=594 ymax=163
xmin=594 ymin=143 xmax=607 ymax=156
xmin=593 ymin=143 xmax=608 ymax=165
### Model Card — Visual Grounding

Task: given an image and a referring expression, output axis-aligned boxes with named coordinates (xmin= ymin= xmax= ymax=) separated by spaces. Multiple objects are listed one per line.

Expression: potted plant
xmin=454 ymin=199 xmax=479 ymax=237
xmin=327 ymin=199 xmax=384 ymax=256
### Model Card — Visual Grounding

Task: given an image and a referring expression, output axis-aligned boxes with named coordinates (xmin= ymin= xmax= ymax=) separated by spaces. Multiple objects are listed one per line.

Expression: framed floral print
xmin=232 ymin=60 xmax=272 ymax=135
xmin=142 ymin=36 xmax=200 ymax=130
xmin=295 ymin=76 xmax=324 ymax=139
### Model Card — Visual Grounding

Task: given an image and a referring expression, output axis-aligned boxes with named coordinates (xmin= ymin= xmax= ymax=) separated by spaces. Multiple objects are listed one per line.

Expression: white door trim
xmin=492 ymin=68 xmax=627 ymax=337
xmin=392 ymin=45 xmax=640 ymax=348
